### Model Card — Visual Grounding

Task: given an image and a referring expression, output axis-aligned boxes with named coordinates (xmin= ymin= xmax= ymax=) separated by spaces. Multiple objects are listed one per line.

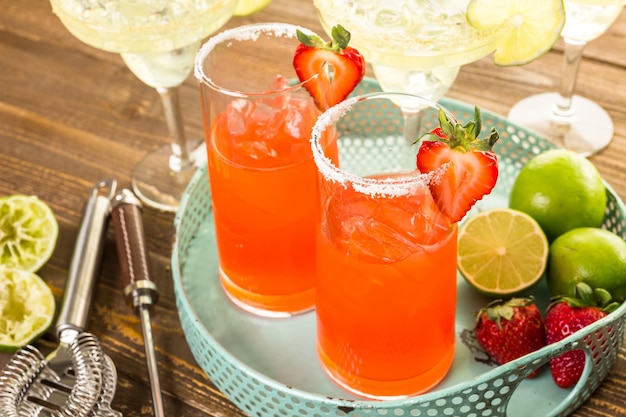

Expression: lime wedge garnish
xmin=458 ymin=208 xmax=549 ymax=297
xmin=0 ymin=195 xmax=59 ymax=272
xmin=467 ymin=0 xmax=565 ymax=66
xmin=0 ymin=267 xmax=56 ymax=352
xmin=233 ymin=0 xmax=272 ymax=16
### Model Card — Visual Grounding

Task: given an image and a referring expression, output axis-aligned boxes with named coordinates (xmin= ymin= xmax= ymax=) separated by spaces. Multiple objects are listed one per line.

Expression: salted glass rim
xmin=194 ymin=22 xmax=324 ymax=98
xmin=310 ymin=92 xmax=457 ymax=198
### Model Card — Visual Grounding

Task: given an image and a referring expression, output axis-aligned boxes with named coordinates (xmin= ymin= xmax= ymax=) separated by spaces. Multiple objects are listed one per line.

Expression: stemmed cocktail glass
xmin=508 ymin=0 xmax=625 ymax=156
xmin=50 ymin=0 xmax=238 ymax=211
xmin=313 ymin=0 xmax=506 ymax=104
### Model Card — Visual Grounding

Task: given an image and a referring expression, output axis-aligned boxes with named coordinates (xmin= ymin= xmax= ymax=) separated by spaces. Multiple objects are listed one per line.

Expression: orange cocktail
xmin=310 ymin=92 xmax=459 ymax=398
xmin=207 ymin=79 xmax=336 ymax=314
xmin=195 ymin=23 xmax=336 ymax=316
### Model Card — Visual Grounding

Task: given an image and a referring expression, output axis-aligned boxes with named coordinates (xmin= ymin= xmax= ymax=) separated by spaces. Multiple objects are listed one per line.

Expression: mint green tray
xmin=172 ymin=79 xmax=626 ymax=417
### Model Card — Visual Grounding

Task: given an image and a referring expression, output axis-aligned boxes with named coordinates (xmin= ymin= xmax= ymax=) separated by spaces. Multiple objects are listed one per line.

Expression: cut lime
xmin=467 ymin=0 xmax=565 ymax=66
xmin=0 ymin=195 xmax=59 ymax=272
xmin=233 ymin=0 xmax=272 ymax=16
xmin=458 ymin=208 xmax=549 ymax=297
xmin=0 ymin=267 xmax=56 ymax=352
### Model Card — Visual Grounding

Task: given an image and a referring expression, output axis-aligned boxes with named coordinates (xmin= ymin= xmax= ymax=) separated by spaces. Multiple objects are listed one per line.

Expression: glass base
xmin=219 ymin=269 xmax=315 ymax=318
xmin=507 ymin=93 xmax=613 ymax=157
xmin=317 ymin=342 xmax=456 ymax=400
xmin=132 ymin=139 xmax=206 ymax=212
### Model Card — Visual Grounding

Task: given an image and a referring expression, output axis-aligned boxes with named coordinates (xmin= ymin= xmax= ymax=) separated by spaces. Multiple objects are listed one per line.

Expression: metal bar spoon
xmin=111 ymin=189 xmax=165 ymax=417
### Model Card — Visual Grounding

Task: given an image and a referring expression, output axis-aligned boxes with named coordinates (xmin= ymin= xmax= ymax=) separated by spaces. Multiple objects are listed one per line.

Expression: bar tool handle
xmin=56 ymin=178 xmax=116 ymax=337
xmin=111 ymin=189 xmax=159 ymax=313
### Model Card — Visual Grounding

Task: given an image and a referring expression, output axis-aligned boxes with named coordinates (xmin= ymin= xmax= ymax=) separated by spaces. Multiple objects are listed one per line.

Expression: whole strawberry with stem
xmin=544 ymin=282 xmax=619 ymax=389
xmin=474 ymin=297 xmax=545 ymax=376
xmin=293 ymin=24 xmax=365 ymax=111
xmin=416 ymin=107 xmax=499 ymax=223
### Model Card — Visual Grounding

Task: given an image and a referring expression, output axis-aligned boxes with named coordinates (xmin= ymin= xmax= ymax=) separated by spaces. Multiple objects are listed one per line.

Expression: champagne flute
xmin=50 ymin=0 xmax=238 ymax=211
xmin=508 ymin=0 xmax=625 ymax=156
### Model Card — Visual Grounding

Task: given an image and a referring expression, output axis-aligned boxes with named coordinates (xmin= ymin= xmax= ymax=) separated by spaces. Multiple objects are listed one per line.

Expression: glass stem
xmin=552 ymin=39 xmax=587 ymax=121
xmin=402 ymin=109 xmax=424 ymax=167
xmin=402 ymin=110 xmax=423 ymax=142
xmin=157 ymin=86 xmax=194 ymax=172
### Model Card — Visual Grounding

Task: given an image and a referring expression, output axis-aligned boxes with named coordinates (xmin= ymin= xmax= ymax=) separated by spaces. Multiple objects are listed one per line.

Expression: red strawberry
xmin=474 ymin=298 xmax=545 ymax=376
xmin=544 ymin=283 xmax=618 ymax=388
xmin=416 ymin=107 xmax=499 ymax=222
xmin=293 ymin=24 xmax=365 ymax=110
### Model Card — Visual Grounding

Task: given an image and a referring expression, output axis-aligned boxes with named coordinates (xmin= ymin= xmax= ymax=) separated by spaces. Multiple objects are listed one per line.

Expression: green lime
xmin=509 ymin=149 xmax=606 ymax=241
xmin=458 ymin=208 xmax=549 ymax=297
xmin=233 ymin=0 xmax=272 ymax=16
xmin=466 ymin=0 xmax=565 ymax=66
xmin=0 ymin=195 xmax=59 ymax=272
xmin=0 ymin=266 xmax=56 ymax=352
xmin=548 ymin=227 xmax=626 ymax=302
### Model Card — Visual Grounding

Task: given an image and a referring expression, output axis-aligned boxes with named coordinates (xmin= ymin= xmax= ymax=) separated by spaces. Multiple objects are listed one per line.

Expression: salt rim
xmin=194 ymin=22 xmax=321 ymax=97
xmin=310 ymin=92 xmax=456 ymax=198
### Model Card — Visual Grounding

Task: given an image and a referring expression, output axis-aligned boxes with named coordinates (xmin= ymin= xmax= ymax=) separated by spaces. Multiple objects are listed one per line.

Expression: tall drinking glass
xmin=195 ymin=23 xmax=337 ymax=317
xmin=311 ymin=92 xmax=458 ymax=399
xmin=508 ymin=0 xmax=625 ymax=156
xmin=50 ymin=0 xmax=238 ymax=211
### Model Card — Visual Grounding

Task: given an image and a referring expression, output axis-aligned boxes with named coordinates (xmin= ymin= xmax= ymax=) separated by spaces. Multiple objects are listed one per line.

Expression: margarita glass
xmin=50 ymin=0 xmax=238 ymax=211
xmin=311 ymin=92 xmax=459 ymax=399
xmin=312 ymin=0 xmax=508 ymax=102
xmin=194 ymin=23 xmax=338 ymax=317
xmin=508 ymin=0 xmax=625 ymax=156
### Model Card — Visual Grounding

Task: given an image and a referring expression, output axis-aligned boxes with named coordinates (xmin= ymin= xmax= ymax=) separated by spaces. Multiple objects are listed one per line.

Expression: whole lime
xmin=509 ymin=149 xmax=606 ymax=241
xmin=547 ymin=227 xmax=626 ymax=302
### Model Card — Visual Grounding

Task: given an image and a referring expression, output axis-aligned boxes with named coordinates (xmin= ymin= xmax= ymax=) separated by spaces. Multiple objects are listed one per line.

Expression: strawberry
xmin=416 ymin=107 xmax=499 ymax=222
xmin=474 ymin=298 xmax=545 ymax=376
xmin=544 ymin=282 xmax=619 ymax=388
xmin=293 ymin=24 xmax=365 ymax=110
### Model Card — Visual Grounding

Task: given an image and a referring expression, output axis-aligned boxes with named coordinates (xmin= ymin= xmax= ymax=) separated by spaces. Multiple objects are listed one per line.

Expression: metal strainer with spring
xmin=0 ymin=179 xmax=122 ymax=417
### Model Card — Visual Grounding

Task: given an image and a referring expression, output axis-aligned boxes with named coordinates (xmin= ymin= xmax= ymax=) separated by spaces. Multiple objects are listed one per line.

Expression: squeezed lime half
xmin=0 ymin=195 xmax=59 ymax=272
xmin=0 ymin=267 xmax=56 ymax=352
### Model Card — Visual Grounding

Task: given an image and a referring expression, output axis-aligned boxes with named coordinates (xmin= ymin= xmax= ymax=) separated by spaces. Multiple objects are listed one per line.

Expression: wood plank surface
xmin=1 ymin=1 xmax=626 ymax=416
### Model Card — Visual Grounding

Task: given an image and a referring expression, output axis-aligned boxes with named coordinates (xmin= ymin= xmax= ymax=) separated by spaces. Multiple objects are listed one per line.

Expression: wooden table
xmin=1 ymin=1 xmax=626 ymax=416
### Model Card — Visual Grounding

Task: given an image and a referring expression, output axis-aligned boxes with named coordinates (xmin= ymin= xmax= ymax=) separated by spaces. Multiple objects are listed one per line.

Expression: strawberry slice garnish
xmin=416 ymin=107 xmax=499 ymax=222
xmin=293 ymin=24 xmax=365 ymax=110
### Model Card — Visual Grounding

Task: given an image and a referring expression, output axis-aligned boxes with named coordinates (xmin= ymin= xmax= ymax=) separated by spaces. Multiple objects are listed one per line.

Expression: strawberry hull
xmin=416 ymin=107 xmax=499 ymax=223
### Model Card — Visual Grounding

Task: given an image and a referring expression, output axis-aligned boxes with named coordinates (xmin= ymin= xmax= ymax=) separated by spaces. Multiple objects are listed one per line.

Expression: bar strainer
xmin=0 ymin=179 xmax=122 ymax=417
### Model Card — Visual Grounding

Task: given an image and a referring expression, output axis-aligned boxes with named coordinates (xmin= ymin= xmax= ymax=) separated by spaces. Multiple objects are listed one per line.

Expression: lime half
xmin=0 ymin=267 xmax=56 ymax=352
xmin=233 ymin=0 xmax=272 ymax=16
xmin=458 ymin=208 xmax=549 ymax=297
xmin=467 ymin=0 xmax=565 ymax=66
xmin=0 ymin=195 xmax=59 ymax=272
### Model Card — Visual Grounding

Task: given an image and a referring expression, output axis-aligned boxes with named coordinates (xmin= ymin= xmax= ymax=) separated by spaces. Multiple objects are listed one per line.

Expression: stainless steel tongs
xmin=0 ymin=179 xmax=122 ymax=417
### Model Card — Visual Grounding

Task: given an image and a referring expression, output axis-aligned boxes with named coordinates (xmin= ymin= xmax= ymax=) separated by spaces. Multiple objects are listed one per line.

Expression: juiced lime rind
xmin=458 ymin=208 xmax=549 ymax=297
xmin=0 ymin=266 xmax=56 ymax=352
xmin=0 ymin=194 xmax=59 ymax=272
xmin=466 ymin=0 xmax=565 ymax=66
